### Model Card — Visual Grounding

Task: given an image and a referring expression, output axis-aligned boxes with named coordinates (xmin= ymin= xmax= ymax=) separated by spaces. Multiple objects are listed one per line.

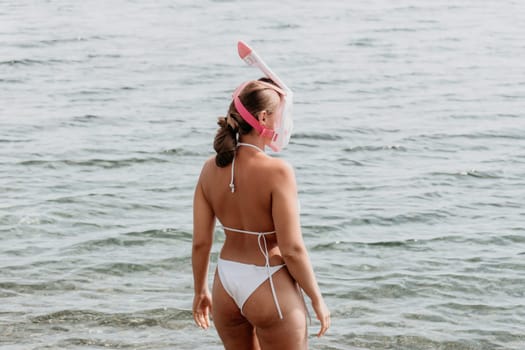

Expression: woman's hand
xmin=312 ymin=298 xmax=330 ymax=337
xmin=193 ymin=291 xmax=212 ymax=329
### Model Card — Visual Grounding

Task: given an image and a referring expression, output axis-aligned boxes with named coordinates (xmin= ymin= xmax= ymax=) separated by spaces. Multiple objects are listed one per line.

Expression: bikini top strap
xmin=221 ymin=225 xmax=276 ymax=235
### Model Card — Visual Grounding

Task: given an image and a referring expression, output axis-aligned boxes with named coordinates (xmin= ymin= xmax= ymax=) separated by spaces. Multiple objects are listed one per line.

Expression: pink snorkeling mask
xmin=232 ymin=81 xmax=286 ymax=150
xmin=235 ymin=41 xmax=294 ymax=152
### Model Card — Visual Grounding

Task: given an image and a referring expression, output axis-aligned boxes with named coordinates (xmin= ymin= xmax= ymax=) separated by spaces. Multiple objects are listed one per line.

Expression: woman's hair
xmin=214 ymin=78 xmax=279 ymax=167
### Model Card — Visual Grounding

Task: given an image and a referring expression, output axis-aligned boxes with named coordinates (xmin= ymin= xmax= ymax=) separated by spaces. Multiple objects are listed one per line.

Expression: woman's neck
xmin=238 ymin=135 xmax=266 ymax=152
xmin=237 ymin=142 xmax=264 ymax=153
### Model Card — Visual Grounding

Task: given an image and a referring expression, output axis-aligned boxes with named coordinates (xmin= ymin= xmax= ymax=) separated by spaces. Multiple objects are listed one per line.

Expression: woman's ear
xmin=257 ymin=110 xmax=268 ymax=126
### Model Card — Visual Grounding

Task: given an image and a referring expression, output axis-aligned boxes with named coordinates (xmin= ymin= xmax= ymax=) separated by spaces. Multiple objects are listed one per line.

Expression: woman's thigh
xmin=212 ymin=271 xmax=261 ymax=350
xmin=242 ymin=268 xmax=308 ymax=350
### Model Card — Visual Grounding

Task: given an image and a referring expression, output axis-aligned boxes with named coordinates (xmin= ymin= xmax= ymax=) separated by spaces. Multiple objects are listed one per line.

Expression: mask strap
xmin=233 ymin=97 xmax=275 ymax=140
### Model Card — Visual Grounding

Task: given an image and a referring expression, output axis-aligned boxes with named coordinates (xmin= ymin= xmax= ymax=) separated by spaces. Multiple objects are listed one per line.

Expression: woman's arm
xmin=192 ymin=169 xmax=215 ymax=329
xmin=271 ymin=161 xmax=330 ymax=337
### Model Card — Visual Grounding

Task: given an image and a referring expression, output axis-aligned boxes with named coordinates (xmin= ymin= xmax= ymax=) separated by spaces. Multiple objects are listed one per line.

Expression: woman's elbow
xmin=280 ymin=244 xmax=307 ymax=262
xmin=192 ymin=238 xmax=212 ymax=253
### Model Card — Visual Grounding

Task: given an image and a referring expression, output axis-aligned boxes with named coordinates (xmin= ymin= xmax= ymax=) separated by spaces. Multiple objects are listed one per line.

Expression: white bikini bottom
xmin=217 ymin=257 xmax=285 ymax=318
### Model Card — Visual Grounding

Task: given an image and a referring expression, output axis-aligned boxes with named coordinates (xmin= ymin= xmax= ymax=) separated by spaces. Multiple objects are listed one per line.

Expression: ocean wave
xmin=66 ymin=237 xmax=150 ymax=253
xmin=0 ymin=59 xmax=47 ymax=66
xmin=292 ymin=132 xmax=343 ymax=141
xmin=416 ymin=131 xmax=523 ymax=141
xmin=350 ymin=282 xmax=420 ymax=300
xmin=0 ymin=58 xmax=80 ymax=66
xmin=84 ymin=262 xmax=154 ymax=276
xmin=347 ymin=37 xmax=378 ymax=48
xmin=17 ymin=157 xmax=170 ymax=169
xmin=0 ymin=78 xmax=24 ymax=83
xmin=343 ymin=144 xmax=406 ymax=152
xmin=68 ymin=114 xmax=102 ymax=124
xmin=343 ymin=333 xmax=505 ymax=350
xmin=0 ymin=280 xmax=77 ymax=294
xmin=161 ymin=148 xmax=203 ymax=156
xmin=347 ymin=209 xmax=452 ymax=226
xmin=0 ymin=138 xmax=32 ymax=143
xmin=124 ymin=228 xmax=188 ymax=240
xmin=38 ymin=35 xmax=108 ymax=46
xmin=65 ymin=256 xmax=190 ymax=277
xmin=30 ymin=308 xmax=190 ymax=327
xmin=429 ymin=169 xmax=504 ymax=179
xmin=63 ymin=228 xmax=184 ymax=252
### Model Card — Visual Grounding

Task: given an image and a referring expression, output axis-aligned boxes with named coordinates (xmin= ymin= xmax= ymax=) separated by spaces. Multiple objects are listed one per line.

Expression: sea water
xmin=1 ymin=0 xmax=524 ymax=349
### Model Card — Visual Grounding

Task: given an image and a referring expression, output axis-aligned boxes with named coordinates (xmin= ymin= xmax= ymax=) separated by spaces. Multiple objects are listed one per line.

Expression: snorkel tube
xmin=237 ymin=41 xmax=293 ymax=96
xmin=236 ymin=41 xmax=293 ymax=152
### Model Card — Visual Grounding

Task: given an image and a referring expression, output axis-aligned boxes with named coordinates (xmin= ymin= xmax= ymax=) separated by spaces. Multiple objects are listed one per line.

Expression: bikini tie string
xmin=257 ymin=233 xmax=284 ymax=319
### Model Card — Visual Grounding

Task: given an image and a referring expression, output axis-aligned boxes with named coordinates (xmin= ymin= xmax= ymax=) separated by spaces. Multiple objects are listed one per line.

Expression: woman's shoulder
xmin=203 ymin=155 xmax=216 ymax=169
xmin=261 ymin=156 xmax=298 ymax=195
xmin=198 ymin=156 xmax=218 ymax=179
xmin=262 ymin=156 xmax=296 ymax=181
xmin=269 ymin=156 xmax=293 ymax=171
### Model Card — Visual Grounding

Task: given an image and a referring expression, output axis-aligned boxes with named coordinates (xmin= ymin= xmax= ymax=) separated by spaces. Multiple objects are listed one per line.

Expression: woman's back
xmin=199 ymin=145 xmax=286 ymax=266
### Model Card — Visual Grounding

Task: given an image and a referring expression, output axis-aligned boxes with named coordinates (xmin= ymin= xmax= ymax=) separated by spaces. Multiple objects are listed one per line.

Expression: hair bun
xmin=214 ymin=116 xmax=237 ymax=167
xmin=226 ymin=114 xmax=240 ymax=132
xmin=217 ymin=116 xmax=228 ymax=128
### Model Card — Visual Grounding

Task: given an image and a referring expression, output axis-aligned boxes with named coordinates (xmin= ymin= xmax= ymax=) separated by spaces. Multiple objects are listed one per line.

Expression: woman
xmin=192 ymin=79 xmax=330 ymax=349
